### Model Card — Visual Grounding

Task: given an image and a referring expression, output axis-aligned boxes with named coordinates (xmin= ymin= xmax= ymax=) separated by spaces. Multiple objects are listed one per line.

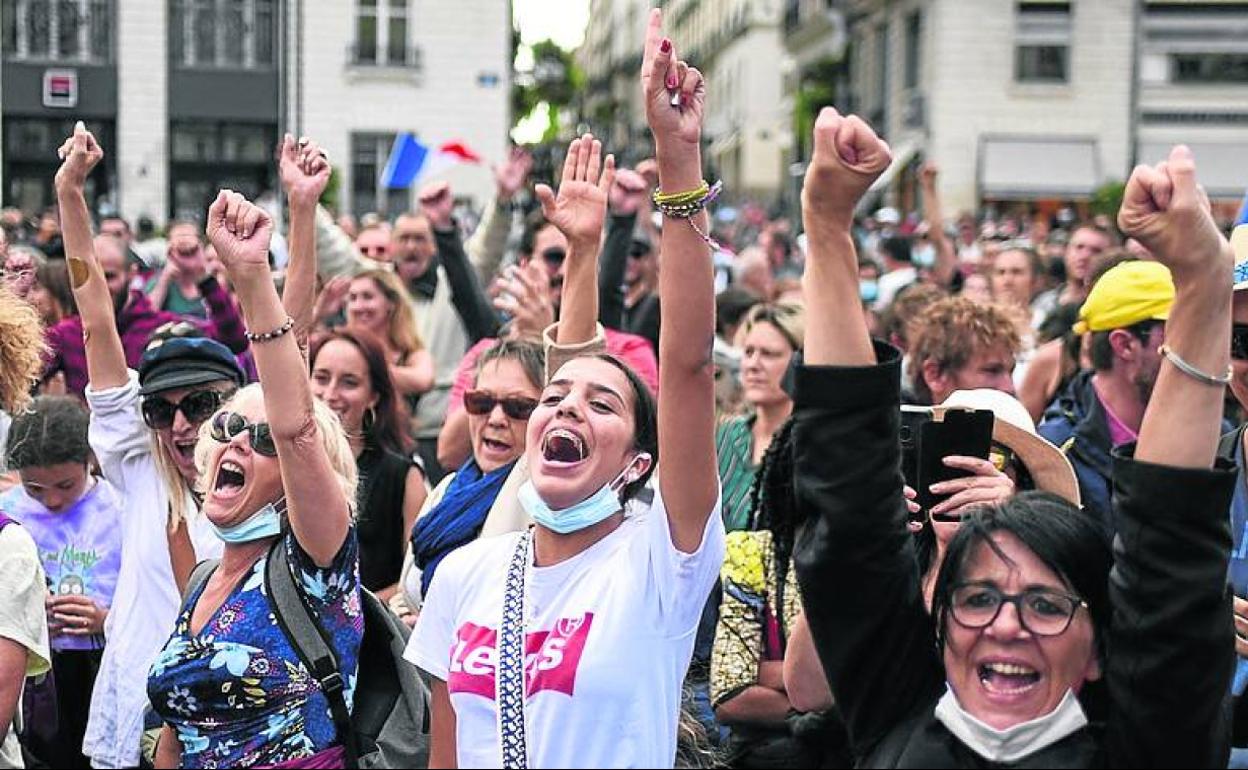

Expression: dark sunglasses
xmin=1233 ymin=324 xmax=1248 ymax=362
xmin=628 ymin=243 xmax=651 ymax=259
xmin=209 ymin=411 xmax=277 ymax=457
xmin=540 ymin=247 xmax=567 ymax=267
xmin=463 ymin=390 xmax=538 ymax=420
xmin=141 ymin=389 xmax=232 ymax=429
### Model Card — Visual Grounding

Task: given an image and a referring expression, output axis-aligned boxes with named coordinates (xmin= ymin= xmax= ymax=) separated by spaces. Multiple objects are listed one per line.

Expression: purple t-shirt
xmin=0 ymin=479 xmax=123 ymax=651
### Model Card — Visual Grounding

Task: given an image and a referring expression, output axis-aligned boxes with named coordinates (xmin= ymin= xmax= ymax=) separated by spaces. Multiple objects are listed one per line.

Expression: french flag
xmin=379 ymin=133 xmax=482 ymax=189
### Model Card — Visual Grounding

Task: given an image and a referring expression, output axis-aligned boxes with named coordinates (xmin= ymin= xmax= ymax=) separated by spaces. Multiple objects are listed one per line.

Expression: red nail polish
xmin=660 ymin=38 xmax=671 ymax=53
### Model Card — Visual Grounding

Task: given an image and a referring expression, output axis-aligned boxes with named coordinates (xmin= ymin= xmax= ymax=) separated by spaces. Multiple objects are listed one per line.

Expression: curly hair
xmin=744 ymin=417 xmax=802 ymax=615
xmin=909 ymin=296 xmax=1022 ymax=404
xmin=0 ymin=284 xmax=46 ymax=414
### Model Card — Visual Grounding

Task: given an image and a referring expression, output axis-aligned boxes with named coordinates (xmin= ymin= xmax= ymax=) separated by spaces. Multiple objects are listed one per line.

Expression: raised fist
xmin=609 ymin=169 xmax=648 ymax=216
xmin=418 ymin=181 xmax=455 ymax=231
xmin=279 ymin=134 xmax=331 ymax=208
xmin=802 ymin=107 xmax=892 ymax=228
xmin=54 ymin=121 xmax=104 ymax=191
xmin=206 ymin=190 xmax=273 ymax=277
xmin=1118 ymin=145 xmax=1230 ymax=283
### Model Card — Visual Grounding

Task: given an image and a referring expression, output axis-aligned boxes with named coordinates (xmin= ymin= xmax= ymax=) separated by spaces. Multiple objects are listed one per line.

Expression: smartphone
xmin=899 ymin=406 xmax=932 ymax=513
xmin=917 ymin=408 xmax=995 ymax=517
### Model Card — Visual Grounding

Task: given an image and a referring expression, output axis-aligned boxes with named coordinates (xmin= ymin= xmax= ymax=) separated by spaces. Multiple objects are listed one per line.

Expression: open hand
xmin=641 ymin=9 xmax=705 ymax=150
xmin=495 ymin=262 xmax=554 ymax=340
xmin=54 ymin=121 xmax=104 ymax=191
xmin=802 ymin=107 xmax=892 ymax=229
xmin=279 ymin=134 xmax=331 ymax=209
xmin=206 ymin=190 xmax=273 ymax=277
xmin=315 ymin=275 xmax=352 ymax=321
xmin=494 ymin=146 xmax=533 ymax=202
xmin=534 ymin=133 xmax=615 ymax=252
xmin=1118 ymin=145 xmax=1230 ymax=283
xmin=418 ymin=181 xmax=455 ymax=231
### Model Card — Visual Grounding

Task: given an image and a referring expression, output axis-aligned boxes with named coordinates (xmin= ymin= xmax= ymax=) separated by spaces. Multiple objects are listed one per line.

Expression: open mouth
xmin=213 ymin=460 xmax=247 ymax=497
xmin=481 ymin=436 xmax=512 ymax=454
xmin=978 ymin=662 xmax=1041 ymax=696
xmin=542 ymin=428 xmax=587 ymax=465
xmin=174 ymin=440 xmax=197 ymax=465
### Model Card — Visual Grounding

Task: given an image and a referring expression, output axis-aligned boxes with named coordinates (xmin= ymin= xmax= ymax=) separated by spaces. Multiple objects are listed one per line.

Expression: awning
xmin=979 ymin=138 xmax=1100 ymax=199
xmin=1138 ymin=141 xmax=1248 ymax=199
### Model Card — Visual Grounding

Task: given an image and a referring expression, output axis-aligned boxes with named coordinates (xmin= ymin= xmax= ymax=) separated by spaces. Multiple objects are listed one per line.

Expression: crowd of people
xmin=1 ymin=8 xmax=1247 ymax=769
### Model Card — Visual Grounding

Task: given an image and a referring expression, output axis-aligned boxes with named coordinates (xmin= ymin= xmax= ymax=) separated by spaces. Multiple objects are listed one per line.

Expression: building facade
xmin=578 ymin=0 xmax=788 ymax=204
xmin=788 ymin=0 xmax=1248 ymax=217
xmin=1 ymin=0 xmax=512 ymax=226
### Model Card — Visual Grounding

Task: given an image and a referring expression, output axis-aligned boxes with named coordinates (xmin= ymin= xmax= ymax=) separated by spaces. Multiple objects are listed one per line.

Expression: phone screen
xmin=916 ymin=408 xmax=995 ymax=517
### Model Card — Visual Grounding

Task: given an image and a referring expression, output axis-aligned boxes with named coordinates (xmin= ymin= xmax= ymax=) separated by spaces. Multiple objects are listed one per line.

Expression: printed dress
xmin=147 ymin=530 xmax=363 ymax=769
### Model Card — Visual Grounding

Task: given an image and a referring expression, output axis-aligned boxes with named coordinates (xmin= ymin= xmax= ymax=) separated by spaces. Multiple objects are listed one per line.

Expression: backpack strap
xmin=265 ymin=540 xmax=358 ymax=768
xmin=497 ymin=528 xmax=532 ymax=769
xmin=183 ymin=559 xmax=221 ymax=605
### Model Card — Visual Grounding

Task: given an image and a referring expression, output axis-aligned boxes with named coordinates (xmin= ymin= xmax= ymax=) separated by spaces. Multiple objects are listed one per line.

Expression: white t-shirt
xmin=0 ymin=524 xmax=51 ymax=770
xmin=406 ymin=485 xmax=725 ymax=769
xmin=82 ymin=372 xmax=223 ymax=768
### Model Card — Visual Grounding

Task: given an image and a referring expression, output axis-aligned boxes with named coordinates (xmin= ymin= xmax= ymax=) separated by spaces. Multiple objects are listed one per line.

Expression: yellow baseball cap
xmin=1073 ymin=261 xmax=1174 ymax=335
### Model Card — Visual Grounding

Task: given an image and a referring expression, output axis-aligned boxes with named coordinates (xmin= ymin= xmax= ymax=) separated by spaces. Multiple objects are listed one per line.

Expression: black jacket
xmin=792 ymin=342 xmax=1236 ymax=768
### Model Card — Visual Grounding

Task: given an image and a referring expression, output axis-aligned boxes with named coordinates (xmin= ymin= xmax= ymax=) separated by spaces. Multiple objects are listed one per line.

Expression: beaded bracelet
xmin=652 ymin=180 xmax=724 ymax=250
xmin=245 ymin=316 xmax=295 ymax=343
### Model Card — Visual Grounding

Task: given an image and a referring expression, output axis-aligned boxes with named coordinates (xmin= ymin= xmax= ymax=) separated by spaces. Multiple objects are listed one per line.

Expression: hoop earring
xmin=362 ymin=407 xmax=377 ymax=433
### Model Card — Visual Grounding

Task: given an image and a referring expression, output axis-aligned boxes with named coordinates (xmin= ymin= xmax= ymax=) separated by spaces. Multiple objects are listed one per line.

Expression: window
xmin=170 ymin=121 xmax=275 ymax=220
xmin=170 ymin=0 xmax=275 ymax=69
xmin=353 ymin=0 xmax=413 ymax=67
xmin=2 ymin=0 xmax=112 ymax=63
xmin=351 ymin=133 xmax=410 ymax=218
xmin=1172 ymin=53 xmax=1248 ymax=83
xmin=1015 ymin=1 xmax=1071 ymax=83
xmin=904 ymin=11 xmax=922 ymax=90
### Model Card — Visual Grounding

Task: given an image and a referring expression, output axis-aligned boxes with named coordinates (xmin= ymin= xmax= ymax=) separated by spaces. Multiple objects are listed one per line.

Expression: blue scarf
xmin=411 ymin=457 xmax=515 ymax=597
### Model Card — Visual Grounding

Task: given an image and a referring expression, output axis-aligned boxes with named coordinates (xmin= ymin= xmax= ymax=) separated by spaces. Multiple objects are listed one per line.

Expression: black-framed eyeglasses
xmin=141 ymin=389 xmax=232 ymax=429
xmin=209 ymin=411 xmax=277 ymax=457
xmin=464 ymin=390 xmax=538 ymax=421
xmin=1232 ymin=323 xmax=1248 ymax=362
xmin=949 ymin=583 xmax=1087 ymax=637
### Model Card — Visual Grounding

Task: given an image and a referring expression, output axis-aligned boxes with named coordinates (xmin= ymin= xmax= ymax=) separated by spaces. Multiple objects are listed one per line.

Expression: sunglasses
xmin=540 ymin=247 xmax=566 ymax=267
xmin=209 ymin=411 xmax=278 ymax=457
xmin=463 ymin=390 xmax=539 ymax=420
xmin=141 ymin=389 xmax=232 ymax=429
xmin=1233 ymin=324 xmax=1248 ymax=362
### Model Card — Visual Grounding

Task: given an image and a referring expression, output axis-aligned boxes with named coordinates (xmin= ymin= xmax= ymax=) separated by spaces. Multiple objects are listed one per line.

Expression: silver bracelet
xmin=1158 ymin=344 xmax=1232 ymax=387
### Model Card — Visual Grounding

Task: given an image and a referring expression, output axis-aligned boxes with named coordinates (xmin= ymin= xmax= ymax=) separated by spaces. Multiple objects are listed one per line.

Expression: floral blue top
xmin=147 ymin=530 xmax=363 ymax=769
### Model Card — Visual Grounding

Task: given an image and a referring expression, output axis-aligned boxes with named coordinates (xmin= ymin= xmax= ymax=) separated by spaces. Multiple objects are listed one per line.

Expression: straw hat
xmin=933 ymin=389 xmax=1081 ymax=507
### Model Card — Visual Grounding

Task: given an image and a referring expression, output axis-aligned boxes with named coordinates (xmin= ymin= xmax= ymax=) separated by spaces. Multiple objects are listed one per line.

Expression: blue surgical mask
xmin=209 ymin=498 xmax=286 ymax=544
xmin=913 ymin=244 xmax=937 ymax=268
xmin=519 ymin=454 xmax=651 ymax=535
xmin=859 ymin=279 xmax=880 ymax=304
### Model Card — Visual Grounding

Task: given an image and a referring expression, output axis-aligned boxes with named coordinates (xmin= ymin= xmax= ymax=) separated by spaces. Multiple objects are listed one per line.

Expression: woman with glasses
xmin=344 ymin=269 xmax=434 ymax=404
xmin=55 ymin=124 xmax=244 ymax=769
xmin=397 ymin=338 xmax=545 ymax=619
xmin=791 ymin=109 xmax=1235 ymax=767
xmin=147 ymin=179 xmax=362 ymax=768
xmin=309 ymin=327 xmax=427 ymax=601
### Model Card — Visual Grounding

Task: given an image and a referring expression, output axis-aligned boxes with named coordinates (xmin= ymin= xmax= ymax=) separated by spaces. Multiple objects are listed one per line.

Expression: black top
xmin=792 ymin=342 xmax=1235 ymax=768
xmin=355 ymin=442 xmax=417 ymax=592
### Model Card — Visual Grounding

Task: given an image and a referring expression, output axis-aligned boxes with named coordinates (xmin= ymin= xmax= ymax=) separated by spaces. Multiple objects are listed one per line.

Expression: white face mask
xmin=934 ymin=687 xmax=1088 ymax=763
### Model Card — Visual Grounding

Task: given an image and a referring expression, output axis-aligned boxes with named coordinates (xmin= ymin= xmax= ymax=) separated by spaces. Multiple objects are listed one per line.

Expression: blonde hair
xmin=0 ymin=284 xmax=46 ymax=415
xmin=193 ymin=384 xmax=359 ymax=518
xmin=734 ymin=301 xmax=805 ymax=351
xmin=352 ymin=270 xmax=424 ymax=358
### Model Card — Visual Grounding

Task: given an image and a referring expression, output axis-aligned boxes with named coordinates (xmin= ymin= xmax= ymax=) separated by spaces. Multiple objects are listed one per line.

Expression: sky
xmin=511 ymin=0 xmax=592 ymax=143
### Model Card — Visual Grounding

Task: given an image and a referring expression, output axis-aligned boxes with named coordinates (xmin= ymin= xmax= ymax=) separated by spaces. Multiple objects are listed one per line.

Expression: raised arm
xmin=54 ymin=122 xmax=127 ymax=390
xmin=919 ymin=162 xmax=957 ymax=289
xmin=534 ymin=134 xmax=615 ymax=346
xmin=276 ymin=134 xmax=332 ymax=354
xmin=465 ymin=146 xmax=532 ymax=281
xmin=598 ymin=170 xmax=646 ymax=330
xmin=1105 ymin=146 xmax=1236 ymax=768
xmin=421 ymin=181 xmax=502 ymax=343
xmin=642 ymin=10 xmax=718 ymax=550
xmin=207 ymin=191 xmax=349 ymax=566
